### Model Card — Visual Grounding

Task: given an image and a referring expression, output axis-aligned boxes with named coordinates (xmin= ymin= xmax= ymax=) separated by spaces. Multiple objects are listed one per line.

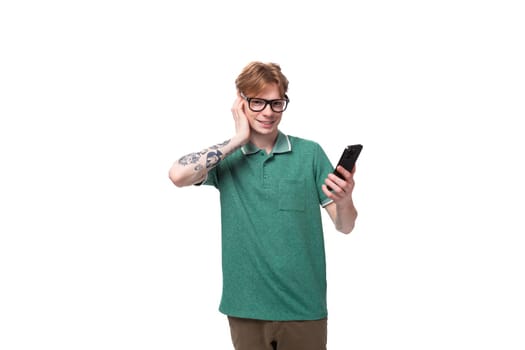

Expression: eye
xmin=250 ymin=99 xmax=265 ymax=107
xmin=272 ymin=100 xmax=285 ymax=108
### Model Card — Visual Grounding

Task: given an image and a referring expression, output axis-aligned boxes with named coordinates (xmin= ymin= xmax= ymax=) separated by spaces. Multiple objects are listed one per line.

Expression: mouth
xmin=256 ymin=119 xmax=275 ymax=128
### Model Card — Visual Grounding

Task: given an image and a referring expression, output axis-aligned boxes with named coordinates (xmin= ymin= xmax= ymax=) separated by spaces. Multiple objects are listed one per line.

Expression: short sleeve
xmin=201 ymin=166 xmax=219 ymax=188
xmin=313 ymin=143 xmax=335 ymax=207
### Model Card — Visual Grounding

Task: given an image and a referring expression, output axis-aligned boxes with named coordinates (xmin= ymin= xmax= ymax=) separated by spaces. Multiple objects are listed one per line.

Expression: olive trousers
xmin=227 ymin=316 xmax=327 ymax=350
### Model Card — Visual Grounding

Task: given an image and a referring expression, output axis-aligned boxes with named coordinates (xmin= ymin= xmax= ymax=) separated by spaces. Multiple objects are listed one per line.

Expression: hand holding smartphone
xmin=334 ymin=144 xmax=363 ymax=179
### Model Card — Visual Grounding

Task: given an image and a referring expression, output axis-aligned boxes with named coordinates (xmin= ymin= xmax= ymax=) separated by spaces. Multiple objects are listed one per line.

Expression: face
xmin=243 ymin=83 xmax=285 ymax=138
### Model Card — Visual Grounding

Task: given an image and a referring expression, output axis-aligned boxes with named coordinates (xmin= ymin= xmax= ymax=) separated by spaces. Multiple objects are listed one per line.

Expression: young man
xmin=169 ymin=62 xmax=358 ymax=350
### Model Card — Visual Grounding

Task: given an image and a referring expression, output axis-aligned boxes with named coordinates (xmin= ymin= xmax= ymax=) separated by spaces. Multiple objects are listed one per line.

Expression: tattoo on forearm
xmin=206 ymin=150 xmax=223 ymax=168
xmin=210 ymin=139 xmax=230 ymax=150
xmin=178 ymin=152 xmax=202 ymax=166
xmin=178 ymin=139 xmax=237 ymax=171
xmin=178 ymin=149 xmax=206 ymax=165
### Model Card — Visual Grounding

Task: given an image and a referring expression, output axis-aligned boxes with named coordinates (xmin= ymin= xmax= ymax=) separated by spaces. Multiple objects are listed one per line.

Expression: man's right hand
xmin=231 ymin=95 xmax=250 ymax=145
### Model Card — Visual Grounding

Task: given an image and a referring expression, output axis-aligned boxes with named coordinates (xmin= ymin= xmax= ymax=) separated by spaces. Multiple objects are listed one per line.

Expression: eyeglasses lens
xmin=249 ymin=99 xmax=287 ymax=112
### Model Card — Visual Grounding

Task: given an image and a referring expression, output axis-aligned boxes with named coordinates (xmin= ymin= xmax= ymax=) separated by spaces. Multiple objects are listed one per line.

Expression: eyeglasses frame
xmin=240 ymin=92 xmax=290 ymax=113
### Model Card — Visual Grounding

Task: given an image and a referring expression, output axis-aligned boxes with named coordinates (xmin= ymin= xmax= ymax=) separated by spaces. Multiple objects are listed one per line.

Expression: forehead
xmin=251 ymin=83 xmax=281 ymax=99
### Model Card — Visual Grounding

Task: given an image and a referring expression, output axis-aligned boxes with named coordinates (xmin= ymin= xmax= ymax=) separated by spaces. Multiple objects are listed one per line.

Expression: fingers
xmin=231 ymin=96 xmax=247 ymax=118
xmin=336 ymin=165 xmax=356 ymax=178
xmin=231 ymin=96 xmax=242 ymax=113
xmin=326 ymin=170 xmax=354 ymax=193
xmin=321 ymin=184 xmax=333 ymax=197
xmin=325 ymin=176 xmax=345 ymax=194
xmin=231 ymin=96 xmax=250 ymax=143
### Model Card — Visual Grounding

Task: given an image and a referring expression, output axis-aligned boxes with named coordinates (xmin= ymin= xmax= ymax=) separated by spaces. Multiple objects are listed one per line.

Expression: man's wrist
xmin=231 ymin=134 xmax=249 ymax=148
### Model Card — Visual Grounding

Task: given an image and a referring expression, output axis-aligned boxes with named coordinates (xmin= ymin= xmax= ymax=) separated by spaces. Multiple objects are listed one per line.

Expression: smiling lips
xmin=257 ymin=119 xmax=275 ymax=128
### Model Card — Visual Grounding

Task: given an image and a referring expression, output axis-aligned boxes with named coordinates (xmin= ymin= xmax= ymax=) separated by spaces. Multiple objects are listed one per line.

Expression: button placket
xmin=262 ymin=155 xmax=272 ymax=188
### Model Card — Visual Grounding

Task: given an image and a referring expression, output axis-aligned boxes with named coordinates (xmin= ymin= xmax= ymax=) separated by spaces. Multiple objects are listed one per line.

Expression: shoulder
xmin=287 ymin=134 xmax=326 ymax=153
xmin=286 ymin=134 xmax=333 ymax=170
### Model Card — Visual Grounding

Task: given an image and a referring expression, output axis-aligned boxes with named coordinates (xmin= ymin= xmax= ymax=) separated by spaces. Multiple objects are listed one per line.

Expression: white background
xmin=1 ymin=0 xmax=524 ymax=349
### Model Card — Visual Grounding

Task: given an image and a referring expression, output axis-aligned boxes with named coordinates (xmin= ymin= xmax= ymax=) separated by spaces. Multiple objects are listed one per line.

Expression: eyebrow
xmin=240 ymin=92 xmax=287 ymax=101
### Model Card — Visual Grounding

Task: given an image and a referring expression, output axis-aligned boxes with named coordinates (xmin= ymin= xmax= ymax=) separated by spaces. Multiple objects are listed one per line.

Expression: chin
xmin=255 ymin=127 xmax=278 ymax=135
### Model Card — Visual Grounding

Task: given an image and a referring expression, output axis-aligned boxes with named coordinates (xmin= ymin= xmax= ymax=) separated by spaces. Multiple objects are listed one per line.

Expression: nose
xmin=261 ymin=103 xmax=274 ymax=115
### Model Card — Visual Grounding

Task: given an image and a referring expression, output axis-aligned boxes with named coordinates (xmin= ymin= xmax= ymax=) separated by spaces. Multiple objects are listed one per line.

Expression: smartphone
xmin=333 ymin=144 xmax=363 ymax=179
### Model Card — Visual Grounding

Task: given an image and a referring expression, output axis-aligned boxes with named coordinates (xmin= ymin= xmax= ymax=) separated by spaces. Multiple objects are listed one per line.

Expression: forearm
xmin=169 ymin=136 xmax=244 ymax=187
xmin=334 ymin=201 xmax=358 ymax=234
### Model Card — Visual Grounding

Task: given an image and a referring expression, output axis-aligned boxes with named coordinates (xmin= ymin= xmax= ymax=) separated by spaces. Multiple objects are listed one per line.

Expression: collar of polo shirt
xmin=241 ymin=131 xmax=292 ymax=156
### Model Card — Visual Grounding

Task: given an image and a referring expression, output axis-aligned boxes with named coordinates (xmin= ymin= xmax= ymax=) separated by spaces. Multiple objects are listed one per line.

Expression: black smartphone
xmin=334 ymin=144 xmax=363 ymax=179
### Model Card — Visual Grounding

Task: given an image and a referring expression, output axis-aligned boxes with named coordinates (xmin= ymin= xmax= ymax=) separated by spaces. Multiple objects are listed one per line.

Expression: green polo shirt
xmin=204 ymin=131 xmax=334 ymax=321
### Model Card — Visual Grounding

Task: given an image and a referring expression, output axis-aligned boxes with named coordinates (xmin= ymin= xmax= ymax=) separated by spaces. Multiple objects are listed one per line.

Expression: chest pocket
xmin=279 ymin=179 xmax=306 ymax=211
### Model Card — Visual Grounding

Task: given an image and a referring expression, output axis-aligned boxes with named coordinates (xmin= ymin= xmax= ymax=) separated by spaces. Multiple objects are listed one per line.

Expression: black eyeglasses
xmin=240 ymin=92 xmax=290 ymax=112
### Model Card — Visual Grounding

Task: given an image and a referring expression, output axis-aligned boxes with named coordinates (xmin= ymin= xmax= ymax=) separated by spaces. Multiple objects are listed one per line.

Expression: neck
xmin=250 ymin=130 xmax=279 ymax=154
